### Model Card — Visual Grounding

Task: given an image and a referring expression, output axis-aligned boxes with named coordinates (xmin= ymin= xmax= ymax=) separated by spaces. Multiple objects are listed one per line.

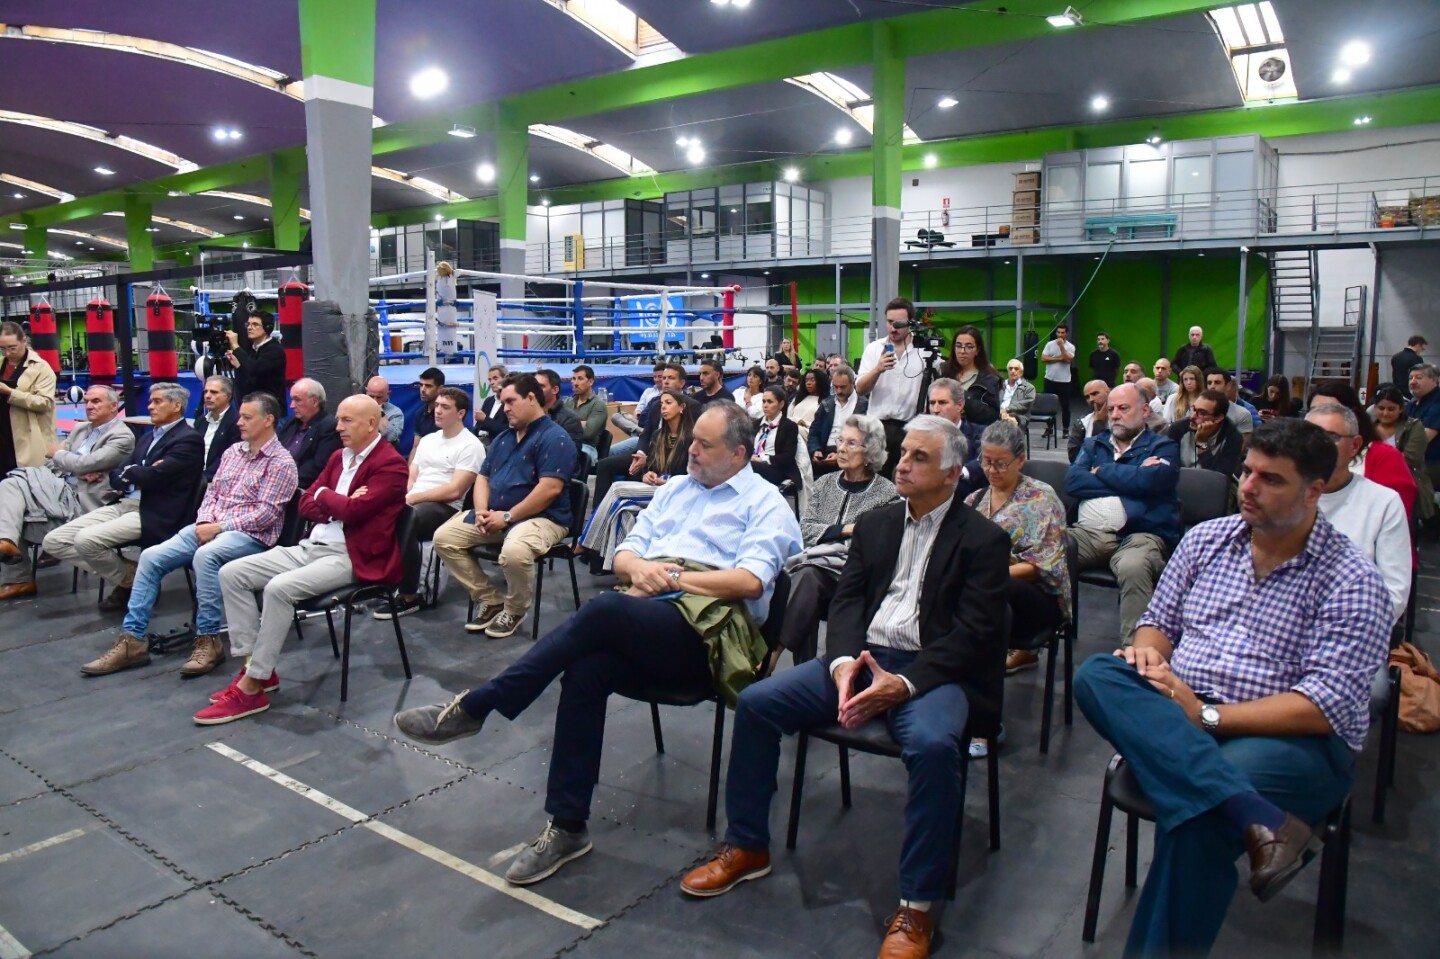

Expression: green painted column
xmin=123 ymin=196 xmax=154 ymax=272
xmin=870 ymin=22 xmax=904 ymax=330
xmin=298 ymin=0 xmax=376 ymax=396
xmin=22 ymin=225 xmax=46 ymax=263
xmin=269 ymin=151 xmax=305 ymax=252
xmin=496 ymin=104 xmax=529 ymax=305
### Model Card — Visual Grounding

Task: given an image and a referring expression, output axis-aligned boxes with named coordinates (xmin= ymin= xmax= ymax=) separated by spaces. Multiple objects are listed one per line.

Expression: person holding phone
xmin=857 ymin=297 xmax=929 ymax=478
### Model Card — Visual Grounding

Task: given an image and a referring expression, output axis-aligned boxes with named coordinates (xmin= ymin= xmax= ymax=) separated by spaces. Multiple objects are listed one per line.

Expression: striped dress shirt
xmin=866 ymin=496 xmax=953 ymax=654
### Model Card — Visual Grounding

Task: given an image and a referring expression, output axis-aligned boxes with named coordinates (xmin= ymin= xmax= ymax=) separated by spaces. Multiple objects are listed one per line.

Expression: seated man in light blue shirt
xmin=395 ymin=401 xmax=801 ymax=886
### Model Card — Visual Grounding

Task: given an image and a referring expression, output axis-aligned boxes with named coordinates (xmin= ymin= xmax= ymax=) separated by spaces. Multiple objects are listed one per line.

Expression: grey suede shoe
xmin=393 ymin=691 xmax=485 ymax=744
xmin=504 ymin=821 xmax=592 ymax=885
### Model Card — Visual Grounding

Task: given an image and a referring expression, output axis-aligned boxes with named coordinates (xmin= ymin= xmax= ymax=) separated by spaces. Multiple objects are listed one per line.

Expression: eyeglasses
xmin=0 ymin=342 xmax=24 ymax=354
xmin=1191 ymin=408 xmax=1219 ymax=419
xmin=980 ymin=458 xmax=1016 ymax=472
xmin=953 ymin=343 xmax=977 ymax=352
xmin=1323 ymin=430 xmax=1356 ymax=443
xmin=837 ymin=439 xmax=865 ymax=451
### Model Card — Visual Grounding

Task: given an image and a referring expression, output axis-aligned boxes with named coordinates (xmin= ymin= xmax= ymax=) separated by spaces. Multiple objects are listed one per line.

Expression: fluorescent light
xmin=700 ymin=273 xmax=710 ymax=279
xmin=1047 ymin=6 xmax=1083 ymax=28
xmin=233 ymin=214 xmax=244 ymax=220
xmin=540 ymin=197 xmax=551 ymax=207
xmin=8 ymin=223 xmax=25 ymax=230
xmin=732 ymin=0 xmax=751 ymax=6
xmin=448 ymin=124 xmax=477 ymax=139
xmin=937 ymin=96 xmax=958 ymax=109
xmin=1332 ymin=67 xmax=1352 ymax=84
xmin=11 ymin=192 xmax=21 ymax=199
xmin=409 ymin=67 xmax=448 ymax=99
xmin=675 ymin=136 xmax=690 ymax=146
xmin=834 ymin=127 xmax=853 ymax=146
xmin=94 ymin=166 xmax=115 ymax=175
xmin=1090 ymin=94 xmax=1110 ymax=112
xmin=782 ymin=167 xmax=800 ymax=183
xmin=434 ymin=213 xmax=443 ymax=221
xmin=1354 ymin=115 xmax=1372 ymax=125
xmin=476 ymin=162 xmax=495 ymax=183
xmin=1340 ymin=40 xmax=1370 ymax=67
xmin=167 ymin=190 xmax=184 ymax=197
xmin=686 ymin=144 xmax=705 ymax=164
xmin=242 ymin=242 xmax=249 ymax=248
xmin=923 ymin=153 xmax=938 ymax=169
xmin=213 ymin=126 xmax=241 ymax=141
xmin=529 ymin=173 xmax=540 ymax=183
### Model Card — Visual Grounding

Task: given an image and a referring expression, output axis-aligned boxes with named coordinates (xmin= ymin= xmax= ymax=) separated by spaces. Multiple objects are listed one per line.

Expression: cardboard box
xmin=1011 ymin=207 xmax=1040 ymax=227
xmin=1010 ymin=227 xmax=1040 ymax=245
xmin=1014 ymin=171 xmax=1042 ymax=190
xmin=1012 ymin=189 xmax=1040 ymax=209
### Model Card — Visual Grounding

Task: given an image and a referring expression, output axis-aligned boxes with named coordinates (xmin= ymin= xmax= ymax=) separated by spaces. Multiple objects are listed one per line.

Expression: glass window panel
xmin=1047 ymin=165 xmax=1081 ymax=212
xmin=1085 ymin=163 xmax=1121 ymax=212
xmin=1174 ymin=155 xmax=1212 ymax=207
xmin=1125 ymin=158 xmax=1167 ymax=209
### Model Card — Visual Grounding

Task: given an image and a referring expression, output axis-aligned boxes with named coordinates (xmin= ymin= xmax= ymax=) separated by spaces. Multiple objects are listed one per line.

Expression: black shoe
xmin=373 ymin=596 xmax=422 ymax=621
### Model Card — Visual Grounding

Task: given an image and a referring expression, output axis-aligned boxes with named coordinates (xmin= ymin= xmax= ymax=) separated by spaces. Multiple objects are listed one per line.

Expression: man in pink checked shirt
xmin=79 ymin=392 xmax=299 ymax=680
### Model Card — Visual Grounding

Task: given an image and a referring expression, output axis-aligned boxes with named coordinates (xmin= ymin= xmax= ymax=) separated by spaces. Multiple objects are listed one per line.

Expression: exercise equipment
xmin=277 ymin=279 xmax=307 ymax=383
xmin=85 ymin=298 xmax=117 ymax=383
xmin=27 ymin=301 xmax=60 ymax=372
xmin=145 ymin=290 xmax=179 ymax=379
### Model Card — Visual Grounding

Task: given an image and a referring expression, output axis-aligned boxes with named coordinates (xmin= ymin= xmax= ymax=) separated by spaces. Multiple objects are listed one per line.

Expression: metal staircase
xmin=1271 ymin=249 xmax=1364 ymax=386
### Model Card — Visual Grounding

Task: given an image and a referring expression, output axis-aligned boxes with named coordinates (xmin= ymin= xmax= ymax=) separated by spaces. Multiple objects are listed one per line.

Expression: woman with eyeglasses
xmin=1166 ymin=388 xmax=1244 ymax=478
xmin=0 ymin=321 xmax=58 ymax=474
xmin=941 ymin=324 xmax=1002 ymax=424
xmin=965 ymin=419 xmax=1069 ymax=757
xmin=751 ymin=386 xmax=800 ymax=489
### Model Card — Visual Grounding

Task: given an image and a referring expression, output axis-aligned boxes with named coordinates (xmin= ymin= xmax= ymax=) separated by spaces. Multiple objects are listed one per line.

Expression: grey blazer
xmin=46 ymin=420 xmax=136 ymax=512
xmin=1001 ymin=378 xmax=1037 ymax=427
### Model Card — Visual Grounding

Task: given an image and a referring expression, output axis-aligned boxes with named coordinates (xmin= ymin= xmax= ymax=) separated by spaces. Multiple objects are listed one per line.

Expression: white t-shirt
xmin=828 ymin=392 xmax=859 ymax=446
xmin=412 ymin=428 xmax=485 ymax=508
xmin=859 ymin=336 xmax=929 ymax=421
xmin=1319 ymin=475 xmax=1411 ymax=622
xmin=1041 ymin=339 xmax=1075 ymax=383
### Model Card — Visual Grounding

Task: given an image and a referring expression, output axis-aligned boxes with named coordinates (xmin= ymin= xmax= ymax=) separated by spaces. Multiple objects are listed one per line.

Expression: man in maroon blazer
xmin=199 ymin=395 xmax=408 ymax=724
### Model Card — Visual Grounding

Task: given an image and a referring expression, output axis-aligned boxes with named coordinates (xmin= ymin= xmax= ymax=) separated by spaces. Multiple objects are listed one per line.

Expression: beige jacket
xmin=5 ymin=351 xmax=57 ymax=468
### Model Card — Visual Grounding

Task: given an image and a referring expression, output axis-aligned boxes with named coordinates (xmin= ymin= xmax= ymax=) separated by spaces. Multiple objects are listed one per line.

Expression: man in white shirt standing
xmin=376 ymin=386 xmax=484 ymax=619
xmin=1039 ymin=324 xmax=1076 ymax=437
xmin=857 ymin=297 xmax=931 ymax=477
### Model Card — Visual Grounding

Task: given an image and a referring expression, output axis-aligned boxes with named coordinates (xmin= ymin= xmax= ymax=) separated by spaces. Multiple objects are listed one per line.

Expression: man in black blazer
xmin=194 ymin=375 xmax=240 ymax=480
xmin=681 ymin=414 xmax=1010 ymax=959
xmin=43 ymin=383 xmax=205 ymax=610
xmin=808 ymin=365 xmax=868 ymax=478
xmin=277 ymin=377 xmax=342 ymax=489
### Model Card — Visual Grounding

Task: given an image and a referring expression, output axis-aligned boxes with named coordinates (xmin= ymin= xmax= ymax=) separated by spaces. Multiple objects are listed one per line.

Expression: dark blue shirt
xmin=1406 ymin=390 xmax=1440 ymax=464
xmin=481 ymin=415 xmax=577 ymax=526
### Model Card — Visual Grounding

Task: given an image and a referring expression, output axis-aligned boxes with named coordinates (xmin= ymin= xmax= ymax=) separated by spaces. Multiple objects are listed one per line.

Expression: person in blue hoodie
xmin=1066 ymin=383 xmax=1181 ymax=646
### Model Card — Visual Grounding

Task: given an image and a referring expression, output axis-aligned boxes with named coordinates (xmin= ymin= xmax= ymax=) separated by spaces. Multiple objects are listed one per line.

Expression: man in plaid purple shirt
xmin=1075 ymin=418 xmax=1392 ymax=959
xmin=79 ymin=392 xmax=299 ymax=681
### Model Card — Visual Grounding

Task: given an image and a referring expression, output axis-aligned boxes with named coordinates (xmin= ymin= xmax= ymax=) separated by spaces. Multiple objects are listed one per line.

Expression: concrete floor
xmin=1 ymin=452 xmax=1436 ymax=959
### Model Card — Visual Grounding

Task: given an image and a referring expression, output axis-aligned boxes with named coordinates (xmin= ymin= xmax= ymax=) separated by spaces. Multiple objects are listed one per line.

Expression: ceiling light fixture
xmin=540 ymin=197 xmax=551 ymax=207
xmin=448 ymin=124 xmax=477 ymax=139
xmin=212 ymin=126 xmax=242 ymax=141
xmin=783 ymin=167 xmax=800 ymax=183
xmin=529 ymin=174 xmax=540 ymax=183
xmin=8 ymin=223 xmax=25 ymax=230
xmin=434 ymin=213 xmax=444 ymax=222
xmin=1145 ymin=128 xmax=1163 ymax=146
xmin=834 ymin=128 xmax=853 ymax=146
xmin=11 ymin=192 xmax=22 ymax=199
xmin=1047 ymin=6 xmax=1083 ymax=28
xmin=1339 ymin=40 xmax=1370 ymax=67
xmin=409 ymin=67 xmax=448 ymax=100
xmin=1090 ymin=94 xmax=1110 ymax=112
xmin=937 ymin=96 xmax=958 ymax=109
xmin=685 ymin=144 xmax=705 ymax=164
xmin=476 ymin=162 xmax=496 ymax=183
xmin=94 ymin=166 xmax=115 ymax=175
xmin=676 ymin=136 xmax=690 ymax=146
xmin=233 ymin=214 xmax=244 ymax=220
xmin=1354 ymin=115 xmax=1372 ymax=125
xmin=923 ymin=153 xmax=938 ymax=169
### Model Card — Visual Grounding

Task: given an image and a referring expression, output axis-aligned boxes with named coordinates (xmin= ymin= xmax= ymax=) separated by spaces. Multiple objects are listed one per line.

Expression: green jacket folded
xmin=652 ymin=556 xmax=768 ymax=707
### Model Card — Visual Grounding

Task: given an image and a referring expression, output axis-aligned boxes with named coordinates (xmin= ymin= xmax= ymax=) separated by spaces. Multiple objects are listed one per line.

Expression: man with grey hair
xmin=1174 ymin=325 xmax=1217 ymax=373
xmin=0 ymin=384 xmax=135 ymax=600
xmin=364 ymin=375 xmax=405 ymax=446
xmin=395 ymin=401 xmax=801 ymax=887
xmin=1135 ymin=377 xmax=1166 ymax=431
xmin=1066 ymin=383 xmax=1181 ymax=645
xmin=681 ymin=413 xmax=1010 ymax=959
xmin=808 ymin=364 xmax=868 ymax=478
xmin=927 ymin=378 xmax=985 ymax=498
xmin=194 ymin=375 xmax=239 ymax=480
xmin=44 ymin=383 xmax=204 ymax=610
xmin=278 ymin=377 xmax=341 ymax=488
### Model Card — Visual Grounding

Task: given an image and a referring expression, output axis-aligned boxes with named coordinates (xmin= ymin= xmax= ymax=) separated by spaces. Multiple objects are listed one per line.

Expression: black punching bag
xmin=1023 ymin=329 xmax=1040 ymax=380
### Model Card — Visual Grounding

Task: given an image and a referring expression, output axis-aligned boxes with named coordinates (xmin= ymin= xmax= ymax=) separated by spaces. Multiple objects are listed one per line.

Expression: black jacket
xmin=825 ymin=491 xmax=1011 ymax=735
xmin=108 ymin=421 xmax=205 ymax=547
xmin=1173 ymin=343 xmax=1217 ymax=375
xmin=754 ymin=416 xmax=801 ymax=487
xmin=475 ymin=395 xmax=507 ymax=439
xmin=636 ymin=394 xmax=702 ymax=457
xmin=1167 ymin=417 xmax=1243 ymax=478
xmin=193 ymin=405 xmax=240 ymax=480
xmin=278 ymin=413 xmax=342 ymax=489
xmin=232 ymin=337 xmax=286 ymax=405
xmin=964 ymin=370 xmax=1003 ymax=425
xmin=547 ymin=401 xmax=586 ymax=446
xmin=807 ymin=395 xmax=870 ymax=455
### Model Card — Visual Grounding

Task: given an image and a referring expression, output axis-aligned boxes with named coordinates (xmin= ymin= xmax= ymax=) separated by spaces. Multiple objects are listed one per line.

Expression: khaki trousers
xmin=432 ymin=512 xmax=566 ymax=616
xmin=41 ymin=501 xmax=142 ymax=586
xmin=1070 ymin=526 xmax=1168 ymax=646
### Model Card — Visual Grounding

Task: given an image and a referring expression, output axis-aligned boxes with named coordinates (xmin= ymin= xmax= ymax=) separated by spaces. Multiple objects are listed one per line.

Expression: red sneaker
xmin=209 ymin=668 xmax=279 ymax=703
xmin=194 ymin=685 xmax=270 ymax=725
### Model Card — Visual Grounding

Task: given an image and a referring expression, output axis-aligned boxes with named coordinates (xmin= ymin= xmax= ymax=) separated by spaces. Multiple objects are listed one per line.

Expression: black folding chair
xmin=1028 ymin=393 xmax=1061 ymax=451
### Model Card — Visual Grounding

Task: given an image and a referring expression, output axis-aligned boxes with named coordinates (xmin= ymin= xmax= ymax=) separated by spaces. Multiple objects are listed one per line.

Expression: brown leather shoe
xmin=81 ymin=633 xmax=151 ymax=676
xmin=97 ymin=585 xmax=132 ymax=612
xmin=1005 ymin=649 xmax=1039 ymax=675
xmin=1245 ymin=812 xmax=1320 ymax=902
xmin=0 ymin=539 xmax=20 ymax=563
xmin=0 ymin=581 xmax=36 ymax=601
xmin=679 ymin=844 xmax=771 ymax=897
xmin=879 ymin=906 xmax=933 ymax=959
xmin=180 ymin=634 xmax=226 ymax=677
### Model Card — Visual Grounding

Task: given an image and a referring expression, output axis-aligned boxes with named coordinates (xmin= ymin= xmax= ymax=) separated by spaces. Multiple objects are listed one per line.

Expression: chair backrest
xmin=1176 ymin=467 xmax=1231 ymax=529
xmin=389 ymin=505 xmax=418 ymax=584
xmin=277 ymin=492 xmax=305 ymax=547
xmin=1030 ymin=392 xmax=1060 ymax=416
xmin=1022 ymin=458 xmax=1075 ymax=515
xmin=565 ymin=478 xmax=590 ymax=539
xmin=758 ymin=570 xmax=792 ymax=668
xmin=596 ymin=429 xmax=613 ymax=458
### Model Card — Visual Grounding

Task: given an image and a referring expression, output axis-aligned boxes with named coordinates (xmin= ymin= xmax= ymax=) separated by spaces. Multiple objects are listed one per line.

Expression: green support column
xmin=269 ymin=151 xmax=305 ymax=252
xmin=870 ymin=22 xmax=904 ymax=330
xmin=496 ymin=105 xmax=529 ymax=305
xmin=123 ymin=196 xmax=154 ymax=272
xmin=22 ymin=226 xmax=46 ymax=263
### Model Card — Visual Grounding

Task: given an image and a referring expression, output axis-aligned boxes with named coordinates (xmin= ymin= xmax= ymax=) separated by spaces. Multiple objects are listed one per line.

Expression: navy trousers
xmin=1074 ymin=654 xmax=1353 ymax=959
xmin=723 ymin=646 xmax=970 ymax=901
xmin=461 ymin=592 xmax=709 ymax=822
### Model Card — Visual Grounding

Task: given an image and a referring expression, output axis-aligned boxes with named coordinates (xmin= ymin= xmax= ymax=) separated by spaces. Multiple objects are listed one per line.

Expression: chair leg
xmin=785 ymin=732 xmax=810 ymax=850
xmin=325 ymin=610 xmax=340 ymax=659
xmin=1124 ymin=814 xmax=1140 ymax=888
xmin=1313 ymin=803 xmax=1351 ymax=957
xmin=1082 ymin=786 xmax=1117 ymax=942
xmin=987 ymin=746 xmax=1001 ymax=851
xmin=947 ymin=760 xmax=967 ymax=901
xmin=649 ymin=702 xmax=665 ymax=754
xmin=388 ymin=592 xmax=412 ymax=680
xmin=339 ymin=605 xmax=353 ymax=703
xmin=1040 ymin=631 xmax=1059 ymax=754
xmin=532 ymin=562 xmax=545 ymax=639
xmin=1063 ymin=626 xmax=1075 ymax=727
xmin=838 ymin=746 xmax=852 ymax=808
xmin=568 ymin=557 xmax=581 ymax=610
xmin=706 ymin=699 xmax=725 ymax=832
xmin=72 ymin=566 xmax=79 ymax=593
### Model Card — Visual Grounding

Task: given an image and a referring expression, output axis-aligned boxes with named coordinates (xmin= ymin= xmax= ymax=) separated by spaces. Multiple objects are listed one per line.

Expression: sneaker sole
xmin=505 ymin=841 xmax=593 ymax=886
xmin=194 ymin=701 xmax=270 ymax=725
xmin=465 ymin=613 xmax=502 ymax=632
xmin=373 ymin=605 xmax=421 ymax=621
xmin=1005 ymin=660 xmax=1039 ymax=676
xmin=485 ymin=625 xmax=521 ymax=639
xmin=209 ymin=679 xmax=279 ymax=703
xmin=680 ymin=864 xmax=772 ymax=898
xmin=392 ymin=716 xmax=484 ymax=745
xmin=80 ymin=657 xmax=151 ymax=676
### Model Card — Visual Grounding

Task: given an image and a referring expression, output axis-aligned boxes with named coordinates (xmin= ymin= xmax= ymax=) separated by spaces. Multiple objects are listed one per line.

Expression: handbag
xmin=1389 ymin=642 xmax=1440 ymax=734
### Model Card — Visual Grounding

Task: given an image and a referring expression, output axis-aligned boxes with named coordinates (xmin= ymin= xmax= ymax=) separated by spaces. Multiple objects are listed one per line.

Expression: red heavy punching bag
xmin=28 ymin=302 xmax=61 ymax=372
xmin=146 ymin=291 xmax=179 ymax=379
xmin=86 ymin=298 xmax=117 ymax=383
xmin=277 ymin=280 xmax=307 ymax=383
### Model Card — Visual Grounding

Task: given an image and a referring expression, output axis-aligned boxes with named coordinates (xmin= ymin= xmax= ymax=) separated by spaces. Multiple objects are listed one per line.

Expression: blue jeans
xmin=122 ymin=525 xmax=267 ymax=637
xmin=1074 ymin=654 xmax=1354 ymax=959
xmin=723 ymin=647 xmax=970 ymax=901
xmin=610 ymin=436 xmax=639 ymax=458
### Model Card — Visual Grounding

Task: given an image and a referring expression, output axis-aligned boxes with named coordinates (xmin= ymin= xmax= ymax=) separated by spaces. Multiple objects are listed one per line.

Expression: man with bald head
xmin=1066 ymin=383 xmax=1182 ymax=645
xmin=365 ymin=375 xmax=404 ymax=446
xmin=204 ymin=395 xmax=409 ymax=724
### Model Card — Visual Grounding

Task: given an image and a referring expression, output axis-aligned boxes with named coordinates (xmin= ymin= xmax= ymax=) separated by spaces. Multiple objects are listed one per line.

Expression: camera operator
xmin=857 ymin=296 xmax=939 ymax=477
xmin=226 ymin=305 xmax=286 ymax=406
xmin=192 ymin=293 xmax=246 ymax=381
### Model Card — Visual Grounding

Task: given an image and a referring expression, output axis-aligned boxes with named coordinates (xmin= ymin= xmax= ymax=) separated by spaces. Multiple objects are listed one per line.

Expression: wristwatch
xmin=1200 ymin=704 xmax=1221 ymax=732
xmin=668 ymin=568 xmax=682 ymax=584
xmin=501 ymin=511 xmax=512 ymax=524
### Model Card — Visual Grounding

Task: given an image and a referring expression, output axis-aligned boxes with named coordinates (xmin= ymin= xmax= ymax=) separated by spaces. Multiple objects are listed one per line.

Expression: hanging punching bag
xmin=146 ymin=291 xmax=179 ymax=379
xmin=277 ymin=281 xmax=307 ymax=383
xmin=86 ymin=298 xmax=117 ymax=383
xmin=1023 ymin=329 xmax=1040 ymax=381
xmin=28 ymin=303 xmax=61 ymax=373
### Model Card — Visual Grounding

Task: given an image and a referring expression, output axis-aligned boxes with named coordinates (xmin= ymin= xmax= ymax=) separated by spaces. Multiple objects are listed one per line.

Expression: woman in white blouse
xmin=733 ymin=365 xmax=765 ymax=419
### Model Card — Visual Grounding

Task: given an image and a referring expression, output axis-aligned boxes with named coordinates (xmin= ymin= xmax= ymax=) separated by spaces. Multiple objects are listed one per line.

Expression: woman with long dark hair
xmin=1308 ymin=379 xmax=1418 ymax=524
xmin=1254 ymin=375 xmax=1295 ymax=418
xmin=940 ymin=324 xmax=1002 ymax=424
xmin=1373 ymin=384 xmax=1434 ymax=523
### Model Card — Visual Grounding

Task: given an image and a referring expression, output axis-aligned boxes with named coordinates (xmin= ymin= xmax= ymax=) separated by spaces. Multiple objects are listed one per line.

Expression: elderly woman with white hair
xmin=778 ymin=414 xmax=898 ymax=659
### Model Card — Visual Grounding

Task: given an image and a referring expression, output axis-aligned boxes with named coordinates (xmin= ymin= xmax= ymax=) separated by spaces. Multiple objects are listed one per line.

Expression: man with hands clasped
xmin=1073 ymin=418 xmax=1393 ymax=959
xmin=681 ymin=414 xmax=1011 ymax=959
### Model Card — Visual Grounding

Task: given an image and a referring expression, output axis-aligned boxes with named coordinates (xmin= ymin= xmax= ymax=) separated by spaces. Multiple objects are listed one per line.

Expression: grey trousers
xmin=41 ymin=501 xmax=142 ymax=587
xmin=1069 ymin=526 xmax=1168 ymax=645
xmin=219 ymin=540 xmax=354 ymax=681
xmin=0 ymin=478 xmax=36 ymax=585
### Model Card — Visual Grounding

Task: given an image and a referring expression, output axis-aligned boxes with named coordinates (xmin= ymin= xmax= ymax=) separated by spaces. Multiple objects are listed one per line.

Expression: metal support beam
xmin=123 ymin=196 xmax=153 ymax=272
xmin=869 ymin=21 xmax=903 ymax=328
xmin=269 ymin=151 xmax=305 ymax=252
xmin=1236 ymin=247 xmax=1249 ymax=377
xmin=497 ymin=106 xmax=529 ymax=310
